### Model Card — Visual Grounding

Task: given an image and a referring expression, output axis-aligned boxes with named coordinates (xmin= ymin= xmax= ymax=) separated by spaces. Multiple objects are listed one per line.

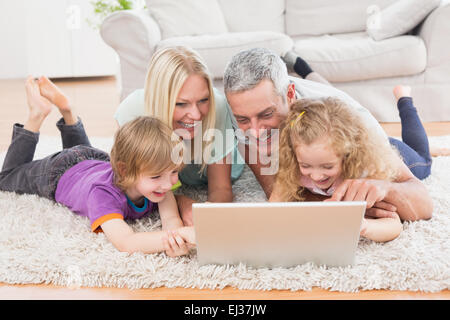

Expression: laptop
xmin=193 ymin=201 xmax=365 ymax=268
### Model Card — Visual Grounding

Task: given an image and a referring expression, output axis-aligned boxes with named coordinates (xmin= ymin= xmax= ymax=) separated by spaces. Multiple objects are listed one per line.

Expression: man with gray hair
xmin=223 ymin=47 xmax=432 ymax=222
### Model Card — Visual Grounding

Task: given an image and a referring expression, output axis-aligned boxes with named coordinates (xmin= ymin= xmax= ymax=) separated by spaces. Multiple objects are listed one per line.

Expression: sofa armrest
xmin=418 ymin=3 xmax=450 ymax=68
xmin=100 ymin=10 xmax=161 ymax=99
xmin=100 ymin=9 xmax=161 ymax=63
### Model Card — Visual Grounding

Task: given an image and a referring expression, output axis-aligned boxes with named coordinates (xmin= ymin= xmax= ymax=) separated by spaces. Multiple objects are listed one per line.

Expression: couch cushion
xmin=146 ymin=0 xmax=228 ymax=39
xmin=286 ymin=0 xmax=397 ymax=36
xmin=217 ymin=0 xmax=285 ymax=33
xmin=157 ymin=32 xmax=293 ymax=79
xmin=292 ymin=33 xmax=426 ymax=82
xmin=367 ymin=0 xmax=440 ymax=41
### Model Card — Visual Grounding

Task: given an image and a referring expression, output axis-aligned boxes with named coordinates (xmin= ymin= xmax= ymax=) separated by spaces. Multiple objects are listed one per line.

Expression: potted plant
xmin=88 ymin=0 xmax=146 ymax=29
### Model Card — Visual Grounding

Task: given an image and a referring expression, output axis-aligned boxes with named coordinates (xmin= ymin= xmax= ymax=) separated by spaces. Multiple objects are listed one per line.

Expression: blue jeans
xmin=389 ymin=97 xmax=432 ymax=180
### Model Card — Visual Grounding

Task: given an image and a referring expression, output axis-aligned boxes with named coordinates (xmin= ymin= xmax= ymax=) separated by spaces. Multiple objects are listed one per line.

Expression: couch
xmin=100 ymin=0 xmax=450 ymax=122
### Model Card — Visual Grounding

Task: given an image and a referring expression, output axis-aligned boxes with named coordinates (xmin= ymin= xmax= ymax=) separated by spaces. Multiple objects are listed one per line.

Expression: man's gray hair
xmin=223 ymin=48 xmax=290 ymax=100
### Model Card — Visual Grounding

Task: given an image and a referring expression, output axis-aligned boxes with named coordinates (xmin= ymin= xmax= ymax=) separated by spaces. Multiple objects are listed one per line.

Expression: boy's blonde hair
xmin=144 ymin=46 xmax=216 ymax=171
xmin=275 ymin=98 xmax=401 ymax=202
xmin=110 ymin=116 xmax=184 ymax=191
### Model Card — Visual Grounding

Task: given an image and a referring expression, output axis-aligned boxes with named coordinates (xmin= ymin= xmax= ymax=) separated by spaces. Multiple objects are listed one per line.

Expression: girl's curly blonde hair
xmin=275 ymin=98 xmax=401 ymax=202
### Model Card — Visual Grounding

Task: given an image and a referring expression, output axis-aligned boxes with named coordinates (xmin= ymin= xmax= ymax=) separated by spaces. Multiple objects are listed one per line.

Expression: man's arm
xmin=382 ymin=160 xmax=433 ymax=221
xmin=329 ymin=156 xmax=433 ymax=222
xmin=242 ymin=144 xmax=274 ymax=199
xmin=248 ymin=160 xmax=275 ymax=199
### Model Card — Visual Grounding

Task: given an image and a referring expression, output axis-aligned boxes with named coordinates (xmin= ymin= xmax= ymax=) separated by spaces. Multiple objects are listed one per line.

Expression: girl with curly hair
xmin=269 ymin=96 xmax=411 ymax=242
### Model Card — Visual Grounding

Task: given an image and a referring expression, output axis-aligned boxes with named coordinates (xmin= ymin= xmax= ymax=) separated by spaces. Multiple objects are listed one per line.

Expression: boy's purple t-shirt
xmin=55 ymin=160 xmax=154 ymax=232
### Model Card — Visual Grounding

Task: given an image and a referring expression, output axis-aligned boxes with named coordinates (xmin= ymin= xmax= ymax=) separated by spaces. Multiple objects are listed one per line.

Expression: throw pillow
xmin=146 ymin=0 xmax=228 ymax=39
xmin=367 ymin=0 xmax=441 ymax=41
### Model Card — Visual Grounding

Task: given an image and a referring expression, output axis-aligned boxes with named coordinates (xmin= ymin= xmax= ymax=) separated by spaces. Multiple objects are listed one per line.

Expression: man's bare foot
xmin=24 ymin=76 xmax=53 ymax=133
xmin=430 ymin=146 xmax=450 ymax=157
xmin=38 ymin=76 xmax=77 ymax=125
xmin=393 ymin=85 xmax=412 ymax=101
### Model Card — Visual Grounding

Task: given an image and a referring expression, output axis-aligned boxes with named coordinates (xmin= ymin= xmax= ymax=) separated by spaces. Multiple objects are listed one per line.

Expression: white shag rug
xmin=0 ymin=135 xmax=449 ymax=292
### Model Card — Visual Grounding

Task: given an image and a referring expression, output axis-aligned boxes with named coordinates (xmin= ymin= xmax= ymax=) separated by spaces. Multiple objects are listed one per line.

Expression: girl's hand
xmin=162 ymin=230 xmax=189 ymax=257
xmin=359 ymin=212 xmax=402 ymax=242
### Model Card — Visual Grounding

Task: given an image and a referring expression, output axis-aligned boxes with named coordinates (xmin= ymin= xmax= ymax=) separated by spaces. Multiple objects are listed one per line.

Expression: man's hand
xmin=366 ymin=201 xmax=399 ymax=219
xmin=326 ymin=179 xmax=390 ymax=208
xmin=175 ymin=195 xmax=195 ymax=226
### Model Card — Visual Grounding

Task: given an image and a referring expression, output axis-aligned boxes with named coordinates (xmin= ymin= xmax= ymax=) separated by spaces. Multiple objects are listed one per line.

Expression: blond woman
xmin=115 ymin=46 xmax=244 ymax=225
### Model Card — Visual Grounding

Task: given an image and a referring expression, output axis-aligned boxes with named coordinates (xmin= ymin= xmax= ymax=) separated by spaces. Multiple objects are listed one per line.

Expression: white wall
xmin=0 ymin=0 xmax=118 ymax=79
xmin=0 ymin=0 xmax=29 ymax=78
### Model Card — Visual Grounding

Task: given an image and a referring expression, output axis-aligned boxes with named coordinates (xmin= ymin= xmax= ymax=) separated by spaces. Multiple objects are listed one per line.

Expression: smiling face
xmin=294 ymin=135 xmax=343 ymax=190
xmin=172 ymin=73 xmax=210 ymax=140
xmin=226 ymin=79 xmax=294 ymax=153
xmin=127 ymin=168 xmax=180 ymax=203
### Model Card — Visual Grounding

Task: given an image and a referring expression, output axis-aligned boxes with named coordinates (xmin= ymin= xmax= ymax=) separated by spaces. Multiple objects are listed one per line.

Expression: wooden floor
xmin=0 ymin=77 xmax=119 ymax=151
xmin=0 ymin=77 xmax=449 ymax=300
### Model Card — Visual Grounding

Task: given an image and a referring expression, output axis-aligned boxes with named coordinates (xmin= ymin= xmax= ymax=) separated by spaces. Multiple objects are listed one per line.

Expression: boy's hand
xmin=162 ymin=230 xmax=189 ymax=257
xmin=177 ymin=226 xmax=196 ymax=248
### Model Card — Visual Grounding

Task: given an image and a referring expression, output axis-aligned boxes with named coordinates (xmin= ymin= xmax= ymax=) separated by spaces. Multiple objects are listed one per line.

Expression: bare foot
xmin=37 ymin=76 xmax=70 ymax=111
xmin=430 ymin=146 xmax=450 ymax=157
xmin=38 ymin=76 xmax=77 ymax=125
xmin=393 ymin=85 xmax=412 ymax=101
xmin=24 ymin=76 xmax=53 ymax=132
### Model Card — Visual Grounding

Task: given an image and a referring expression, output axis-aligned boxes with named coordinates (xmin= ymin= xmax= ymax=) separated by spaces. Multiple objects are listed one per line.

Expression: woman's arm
xmin=207 ymin=155 xmax=233 ymax=203
xmin=360 ymin=213 xmax=403 ymax=242
xmin=174 ymin=155 xmax=234 ymax=226
xmin=175 ymin=194 xmax=196 ymax=226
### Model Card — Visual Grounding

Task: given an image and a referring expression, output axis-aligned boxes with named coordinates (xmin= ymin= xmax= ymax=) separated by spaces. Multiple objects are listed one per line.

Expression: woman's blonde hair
xmin=110 ymin=116 xmax=184 ymax=191
xmin=144 ymin=46 xmax=216 ymax=172
xmin=275 ymin=98 xmax=401 ymax=202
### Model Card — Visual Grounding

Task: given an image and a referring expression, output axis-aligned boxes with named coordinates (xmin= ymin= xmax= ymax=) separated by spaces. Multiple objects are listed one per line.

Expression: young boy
xmin=0 ymin=76 xmax=195 ymax=256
